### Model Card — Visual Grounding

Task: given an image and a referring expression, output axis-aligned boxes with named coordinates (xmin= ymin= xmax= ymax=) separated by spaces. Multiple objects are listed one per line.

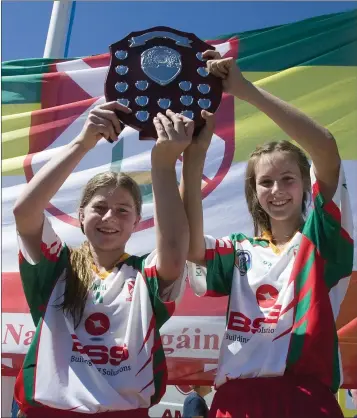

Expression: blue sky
xmin=2 ymin=1 xmax=357 ymax=61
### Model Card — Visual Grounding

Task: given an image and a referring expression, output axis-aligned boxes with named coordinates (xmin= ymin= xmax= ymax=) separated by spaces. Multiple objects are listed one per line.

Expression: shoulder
xmin=230 ymin=233 xmax=269 ymax=248
xmin=122 ymin=253 xmax=150 ymax=272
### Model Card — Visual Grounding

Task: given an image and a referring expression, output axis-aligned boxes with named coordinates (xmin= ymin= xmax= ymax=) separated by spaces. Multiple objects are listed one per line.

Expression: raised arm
xmin=179 ymin=111 xmax=215 ymax=266
xmin=204 ymin=51 xmax=341 ymax=202
xmin=13 ymin=102 xmax=131 ymax=262
xmin=150 ymin=110 xmax=194 ymax=281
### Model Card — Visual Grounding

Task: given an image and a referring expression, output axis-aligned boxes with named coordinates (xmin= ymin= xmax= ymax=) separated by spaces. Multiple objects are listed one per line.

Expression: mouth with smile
xmin=96 ymin=227 xmax=120 ymax=235
xmin=269 ymin=199 xmax=291 ymax=208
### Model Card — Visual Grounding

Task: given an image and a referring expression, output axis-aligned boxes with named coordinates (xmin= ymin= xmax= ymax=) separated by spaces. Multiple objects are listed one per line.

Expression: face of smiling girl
xmin=255 ymin=151 xmax=305 ymax=226
xmin=80 ymin=186 xmax=140 ymax=253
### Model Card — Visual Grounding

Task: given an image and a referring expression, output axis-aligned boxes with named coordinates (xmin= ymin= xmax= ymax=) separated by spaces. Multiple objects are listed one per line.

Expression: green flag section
xmin=229 ymin=9 xmax=357 ymax=161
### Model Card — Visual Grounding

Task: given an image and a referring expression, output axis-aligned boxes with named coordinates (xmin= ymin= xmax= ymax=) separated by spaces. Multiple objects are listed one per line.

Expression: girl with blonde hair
xmin=13 ymin=102 xmax=196 ymax=417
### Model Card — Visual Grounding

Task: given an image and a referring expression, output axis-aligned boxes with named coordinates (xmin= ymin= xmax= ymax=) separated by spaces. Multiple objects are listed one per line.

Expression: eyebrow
xmin=92 ymin=199 xmax=134 ymax=208
xmin=258 ymin=171 xmax=296 ymax=179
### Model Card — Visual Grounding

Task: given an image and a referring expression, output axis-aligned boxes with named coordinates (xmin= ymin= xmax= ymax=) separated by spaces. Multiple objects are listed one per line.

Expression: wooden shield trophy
xmin=105 ymin=26 xmax=223 ymax=139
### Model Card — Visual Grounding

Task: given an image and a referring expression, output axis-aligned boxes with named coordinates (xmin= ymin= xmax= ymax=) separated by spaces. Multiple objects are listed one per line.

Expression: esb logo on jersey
xmin=72 ymin=313 xmax=129 ymax=366
xmin=228 ymin=285 xmax=281 ymax=334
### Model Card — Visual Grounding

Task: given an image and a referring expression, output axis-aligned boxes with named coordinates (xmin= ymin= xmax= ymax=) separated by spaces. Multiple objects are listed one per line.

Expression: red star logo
xmin=256 ymin=284 xmax=279 ymax=308
xmin=84 ymin=312 xmax=110 ymax=336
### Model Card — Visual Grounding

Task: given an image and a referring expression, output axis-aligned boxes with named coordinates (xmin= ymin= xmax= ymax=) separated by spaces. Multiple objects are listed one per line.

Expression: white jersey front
xmin=15 ymin=217 xmax=186 ymax=414
xmin=189 ymin=165 xmax=353 ymax=392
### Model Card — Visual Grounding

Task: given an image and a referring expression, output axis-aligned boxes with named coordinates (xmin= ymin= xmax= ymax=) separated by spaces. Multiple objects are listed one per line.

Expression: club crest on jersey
xmin=235 ymin=250 xmax=252 ymax=276
xmin=125 ymin=278 xmax=136 ymax=302
xmin=287 ymin=244 xmax=299 ymax=258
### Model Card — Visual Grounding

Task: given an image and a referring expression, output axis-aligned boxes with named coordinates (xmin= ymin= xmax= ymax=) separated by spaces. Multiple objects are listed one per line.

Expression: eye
xmin=260 ymin=179 xmax=273 ymax=187
xmin=283 ymin=176 xmax=294 ymax=182
xmin=93 ymin=204 xmax=107 ymax=213
xmin=117 ymin=207 xmax=129 ymax=214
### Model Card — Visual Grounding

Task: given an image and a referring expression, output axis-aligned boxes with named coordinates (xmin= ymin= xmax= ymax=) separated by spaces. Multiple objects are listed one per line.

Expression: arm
xmin=13 ymin=102 xmax=131 ymax=262
xmin=238 ymin=83 xmax=340 ymax=201
xmin=204 ymin=51 xmax=340 ymax=201
xmin=179 ymin=111 xmax=215 ymax=266
xmin=151 ymin=110 xmax=194 ymax=281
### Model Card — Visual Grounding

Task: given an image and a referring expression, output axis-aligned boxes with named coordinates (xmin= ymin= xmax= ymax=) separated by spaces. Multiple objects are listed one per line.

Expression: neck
xmin=269 ymin=216 xmax=303 ymax=245
xmin=90 ymin=245 xmax=126 ymax=270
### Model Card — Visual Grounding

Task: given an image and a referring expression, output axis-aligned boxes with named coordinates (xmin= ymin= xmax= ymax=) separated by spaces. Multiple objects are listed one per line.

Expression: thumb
xmin=201 ymin=110 xmax=215 ymax=133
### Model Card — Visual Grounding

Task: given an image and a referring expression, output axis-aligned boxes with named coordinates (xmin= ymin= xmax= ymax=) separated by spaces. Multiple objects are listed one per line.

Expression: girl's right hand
xmin=152 ymin=109 xmax=195 ymax=167
xmin=77 ymin=101 xmax=132 ymax=149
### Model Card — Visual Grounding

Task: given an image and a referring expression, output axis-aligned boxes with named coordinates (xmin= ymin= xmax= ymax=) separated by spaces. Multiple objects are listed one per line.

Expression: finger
xmin=174 ymin=113 xmax=194 ymax=136
xmin=88 ymin=114 xmax=117 ymax=142
xmin=216 ymin=60 xmax=229 ymax=75
xmin=207 ymin=60 xmax=226 ymax=79
xmin=157 ymin=112 xmax=175 ymax=136
xmin=91 ymin=108 xmax=122 ymax=136
xmin=99 ymin=101 xmax=132 ymax=114
xmin=198 ymin=110 xmax=215 ymax=140
xmin=202 ymin=49 xmax=221 ymax=60
xmin=201 ymin=110 xmax=215 ymax=132
xmin=219 ymin=57 xmax=235 ymax=73
xmin=153 ymin=116 xmax=167 ymax=137
xmin=166 ymin=109 xmax=185 ymax=137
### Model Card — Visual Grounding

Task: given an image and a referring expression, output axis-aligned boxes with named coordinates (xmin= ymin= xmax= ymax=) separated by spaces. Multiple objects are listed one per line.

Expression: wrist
xmin=72 ymin=135 xmax=96 ymax=152
xmin=233 ymin=79 xmax=257 ymax=102
xmin=182 ymin=156 xmax=205 ymax=178
xmin=151 ymin=153 xmax=177 ymax=171
xmin=183 ymin=146 xmax=208 ymax=160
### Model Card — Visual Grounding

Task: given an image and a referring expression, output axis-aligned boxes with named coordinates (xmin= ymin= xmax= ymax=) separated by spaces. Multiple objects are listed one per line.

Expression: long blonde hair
xmin=60 ymin=172 xmax=142 ymax=328
xmin=245 ymin=140 xmax=311 ymax=237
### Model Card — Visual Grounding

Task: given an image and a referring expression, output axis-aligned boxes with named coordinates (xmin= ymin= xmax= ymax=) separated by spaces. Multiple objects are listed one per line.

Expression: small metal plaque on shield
xmin=105 ymin=26 xmax=223 ymax=139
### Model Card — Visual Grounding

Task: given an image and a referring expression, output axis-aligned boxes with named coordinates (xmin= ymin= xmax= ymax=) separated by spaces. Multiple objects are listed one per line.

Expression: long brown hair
xmin=244 ymin=140 xmax=311 ymax=237
xmin=60 ymin=172 xmax=142 ymax=328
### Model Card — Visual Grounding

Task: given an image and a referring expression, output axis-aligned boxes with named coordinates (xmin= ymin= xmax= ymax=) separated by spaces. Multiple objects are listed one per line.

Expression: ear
xmin=79 ymin=208 xmax=85 ymax=234
xmin=133 ymin=215 xmax=142 ymax=231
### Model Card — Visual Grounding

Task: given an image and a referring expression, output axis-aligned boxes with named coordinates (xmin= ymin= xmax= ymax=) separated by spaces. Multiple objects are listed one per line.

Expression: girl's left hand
xmin=203 ymin=50 xmax=252 ymax=100
xmin=152 ymin=109 xmax=194 ymax=167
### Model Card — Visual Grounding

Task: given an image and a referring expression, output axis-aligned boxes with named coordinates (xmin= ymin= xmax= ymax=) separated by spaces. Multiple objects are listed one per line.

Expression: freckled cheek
xmin=83 ymin=214 xmax=101 ymax=232
xmin=256 ymin=187 xmax=270 ymax=207
xmin=289 ymin=184 xmax=304 ymax=202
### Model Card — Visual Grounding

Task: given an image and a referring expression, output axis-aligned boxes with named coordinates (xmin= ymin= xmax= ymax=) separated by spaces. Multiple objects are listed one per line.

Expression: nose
xmin=102 ymin=208 xmax=116 ymax=221
xmin=271 ymin=180 xmax=283 ymax=195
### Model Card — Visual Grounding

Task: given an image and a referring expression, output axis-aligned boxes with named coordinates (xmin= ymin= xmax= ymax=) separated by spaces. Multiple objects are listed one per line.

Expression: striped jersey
xmin=189 ymin=165 xmax=353 ymax=392
xmin=15 ymin=217 xmax=186 ymax=413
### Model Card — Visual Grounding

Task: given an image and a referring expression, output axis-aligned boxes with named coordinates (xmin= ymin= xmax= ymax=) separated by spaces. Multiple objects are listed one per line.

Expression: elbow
xmin=158 ymin=262 xmax=186 ymax=282
xmin=319 ymin=130 xmax=341 ymax=168
xmin=323 ymin=129 xmax=335 ymax=142
xmin=13 ymin=200 xmax=27 ymax=221
xmin=158 ymin=245 xmax=188 ymax=281
xmin=187 ymin=251 xmax=205 ymax=266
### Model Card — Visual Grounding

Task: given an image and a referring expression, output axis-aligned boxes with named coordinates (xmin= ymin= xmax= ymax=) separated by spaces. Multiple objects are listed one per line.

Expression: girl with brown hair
xmin=181 ymin=52 xmax=353 ymax=417
xmin=12 ymin=102 xmax=196 ymax=417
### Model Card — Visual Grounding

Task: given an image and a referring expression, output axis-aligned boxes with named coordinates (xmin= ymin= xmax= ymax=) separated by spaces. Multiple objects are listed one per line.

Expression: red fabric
xmin=209 ymin=373 xmax=344 ymax=418
xmin=22 ymin=407 xmax=149 ymax=418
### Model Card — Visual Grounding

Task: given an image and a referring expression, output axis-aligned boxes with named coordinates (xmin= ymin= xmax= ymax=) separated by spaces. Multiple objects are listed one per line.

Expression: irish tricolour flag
xmin=2 ymin=10 xmax=356 ymax=392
